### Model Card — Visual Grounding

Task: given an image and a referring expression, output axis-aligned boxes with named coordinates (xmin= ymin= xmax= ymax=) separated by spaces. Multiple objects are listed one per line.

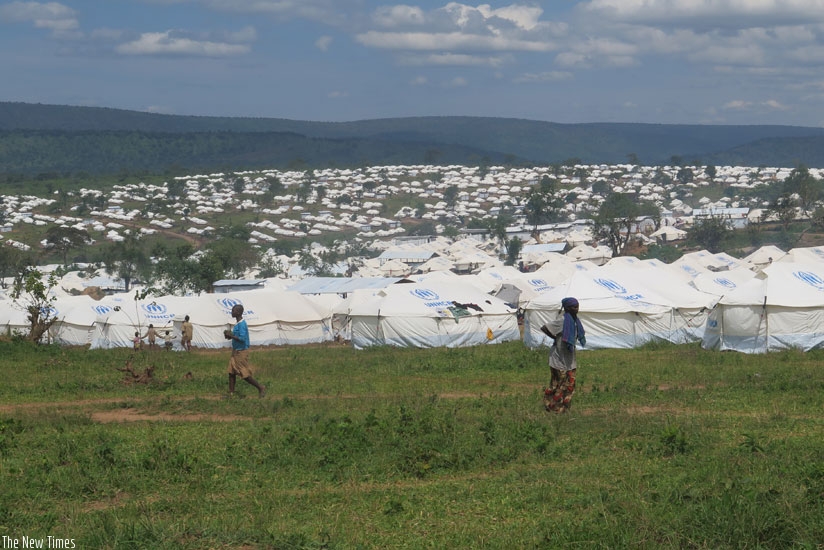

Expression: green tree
xmin=44 ymin=225 xmax=91 ymax=266
xmin=443 ymin=185 xmax=460 ymax=209
xmin=505 ymin=237 xmax=523 ymax=266
xmin=676 ymin=167 xmax=694 ymax=185
xmin=485 ymin=212 xmax=514 ymax=258
xmin=689 ymin=214 xmax=732 ymax=253
xmin=705 ymin=165 xmax=717 ymax=182
xmin=100 ymin=235 xmax=151 ymax=292
xmin=257 ymin=253 xmax=286 ymax=278
xmin=590 ymin=192 xmax=639 ymax=257
xmin=10 ymin=268 xmax=59 ymax=343
xmin=783 ymin=165 xmax=821 ymax=215
xmin=151 ymin=242 xmax=202 ymax=295
xmin=204 ymin=224 xmax=259 ymax=279
xmin=0 ymin=246 xmax=31 ymax=289
xmin=591 ymin=180 xmax=609 ymax=196
xmin=761 ymin=193 xmax=797 ymax=231
xmin=524 ymin=175 xmax=564 ymax=233
xmin=166 ymin=179 xmax=185 ymax=199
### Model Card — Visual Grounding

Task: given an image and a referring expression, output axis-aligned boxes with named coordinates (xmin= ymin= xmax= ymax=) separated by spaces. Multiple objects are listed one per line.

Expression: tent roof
xmin=288 ymin=276 xmax=410 ymax=295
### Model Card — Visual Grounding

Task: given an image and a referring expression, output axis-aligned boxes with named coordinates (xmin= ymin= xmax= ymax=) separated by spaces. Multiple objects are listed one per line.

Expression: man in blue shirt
xmin=224 ymin=304 xmax=266 ymax=398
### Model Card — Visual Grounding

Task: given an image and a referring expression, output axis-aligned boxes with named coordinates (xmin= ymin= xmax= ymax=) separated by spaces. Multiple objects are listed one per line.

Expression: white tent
xmin=523 ymin=265 xmax=717 ymax=349
xmin=566 ymin=244 xmax=611 ymax=265
xmin=702 ymin=262 xmax=824 ymax=353
xmin=649 ymin=225 xmax=687 ymax=242
xmin=344 ymin=281 xmax=520 ymax=349
xmin=379 ymin=258 xmax=412 ymax=277
xmin=48 ymin=295 xmax=105 ymax=346
xmin=743 ymin=245 xmax=786 ymax=269
xmin=90 ymin=289 xmax=332 ymax=349
xmin=778 ymin=246 xmax=824 ymax=264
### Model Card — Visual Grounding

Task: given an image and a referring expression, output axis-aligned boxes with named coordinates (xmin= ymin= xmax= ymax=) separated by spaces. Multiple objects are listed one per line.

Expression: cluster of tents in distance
xmin=3 ymin=243 xmax=824 ymax=354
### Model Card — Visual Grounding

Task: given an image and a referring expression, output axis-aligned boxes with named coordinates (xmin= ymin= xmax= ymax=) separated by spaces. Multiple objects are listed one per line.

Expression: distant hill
xmin=2 ymin=101 xmax=824 ymax=176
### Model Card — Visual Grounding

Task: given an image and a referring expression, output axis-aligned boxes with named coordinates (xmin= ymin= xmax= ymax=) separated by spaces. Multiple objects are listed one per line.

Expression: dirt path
xmin=0 ymin=383 xmax=719 ymax=423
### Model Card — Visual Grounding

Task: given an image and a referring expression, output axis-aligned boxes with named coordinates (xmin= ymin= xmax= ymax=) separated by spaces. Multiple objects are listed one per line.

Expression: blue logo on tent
xmin=218 ymin=297 xmax=242 ymax=310
xmin=93 ymin=305 xmax=112 ymax=315
xmin=793 ymin=270 xmax=824 ymax=291
xmin=713 ymin=277 xmax=737 ymax=289
xmin=490 ymin=272 xmax=502 ymax=280
xmin=142 ymin=302 xmax=168 ymax=315
xmin=680 ymin=265 xmax=699 ymax=276
xmin=411 ymin=288 xmax=439 ymax=301
xmin=40 ymin=306 xmax=57 ymax=319
xmin=595 ymin=278 xmax=627 ymax=294
xmin=529 ymin=279 xmax=547 ymax=288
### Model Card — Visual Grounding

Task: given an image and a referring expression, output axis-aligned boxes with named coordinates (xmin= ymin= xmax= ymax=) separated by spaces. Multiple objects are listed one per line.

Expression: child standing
xmin=164 ymin=330 xmax=174 ymax=351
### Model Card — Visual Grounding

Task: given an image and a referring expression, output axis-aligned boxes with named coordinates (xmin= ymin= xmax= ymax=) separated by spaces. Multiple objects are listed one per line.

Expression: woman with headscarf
xmin=540 ymin=297 xmax=586 ymax=413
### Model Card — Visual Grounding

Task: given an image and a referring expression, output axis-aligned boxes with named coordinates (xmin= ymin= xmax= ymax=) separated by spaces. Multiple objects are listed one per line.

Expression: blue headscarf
xmin=561 ymin=297 xmax=585 ymax=349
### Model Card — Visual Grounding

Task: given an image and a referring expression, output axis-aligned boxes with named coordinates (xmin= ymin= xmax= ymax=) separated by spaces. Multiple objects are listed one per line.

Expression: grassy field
xmin=0 ymin=340 xmax=822 ymax=549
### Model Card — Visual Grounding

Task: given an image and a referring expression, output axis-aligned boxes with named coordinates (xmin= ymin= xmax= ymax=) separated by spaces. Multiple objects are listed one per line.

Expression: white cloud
xmin=723 ymin=99 xmax=789 ymax=111
xmin=444 ymin=76 xmax=468 ymax=87
xmin=315 ymin=35 xmax=332 ymax=51
xmin=373 ymin=5 xmax=425 ymax=27
xmin=0 ymin=1 xmax=78 ymax=35
xmin=410 ymin=75 xmax=428 ymax=85
xmin=327 ymin=90 xmax=347 ymax=98
xmin=399 ymin=52 xmax=509 ymax=67
xmin=581 ymin=0 xmax=824 ymax=26
xmin=116 ymin=31 xmax=250 ymax=56
xmin=513 ymin=70 xmax=573 ymax=83
xmin=355 ymin=31 xmax=555 ymax=52
xmin=193 ymin=0 xmax=345 ymax=26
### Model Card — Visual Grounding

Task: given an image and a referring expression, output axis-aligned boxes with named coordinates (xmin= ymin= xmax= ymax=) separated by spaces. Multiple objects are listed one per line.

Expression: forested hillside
xmin=3 ymin=101 xmax=824 ymax=176
xmin=0 ymin=129 xmax=524 ymax=176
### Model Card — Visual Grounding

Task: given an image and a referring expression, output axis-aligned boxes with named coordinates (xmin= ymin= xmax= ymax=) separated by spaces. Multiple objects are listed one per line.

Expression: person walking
xmin=142 ymin=323 xmax=158 ymax=350
xmin=163 ymin=330 xmax=175 ymax=351
xmin=540 ymin=297 xmax=586 ymax=413
xmin=224 ymin=304 xmax=266 ymax=398
xmin=180 ymin=315 xmax=193 ymax=351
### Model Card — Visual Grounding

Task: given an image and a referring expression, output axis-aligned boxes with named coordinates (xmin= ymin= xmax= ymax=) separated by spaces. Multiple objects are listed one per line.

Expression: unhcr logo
xmin=141 ymin=302 xmax=168 ymax=316
xmin=93 ymin=305 xmax=112 ymax=315
xmin=40 ymin=306 xmax=57 ymax=319
xmin=595 ymin=278 xmax=627 ymax=294
xmin=529 ymin=279 xmax=548 ymax=288
xmin=713 ymin=277 xmax=737 ymax=289
xmin=218 ymin=297 xmax=242 ymax=310
xmin=411 ymin=288 xmax=439 ymax=301
xmin=680 ymin=265 xmax=699 ymax=276
xmin=595 ymin=278 xmax=643 ymax=301
xmin=793 ymin=270 xmax=824 ymax=291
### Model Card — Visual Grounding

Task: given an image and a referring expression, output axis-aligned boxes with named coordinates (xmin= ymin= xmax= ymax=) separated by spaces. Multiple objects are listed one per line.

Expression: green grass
xmin=0 ymin=341 xmax=822 ymax=548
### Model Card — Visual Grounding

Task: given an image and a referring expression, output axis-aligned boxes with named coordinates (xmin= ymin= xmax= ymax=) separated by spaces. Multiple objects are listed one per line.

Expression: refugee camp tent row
xmin=522 ymin=263 xmax=719 ymax=350
xmin=702 ymin=262 xmax=824 ymax=353
xmin=341 ymin=280 xmax=521 ymax=349
xmin=20 ymin=289 xmax=333 ymax=349
xmin=6 ymin=245 xmax=824 ymax=354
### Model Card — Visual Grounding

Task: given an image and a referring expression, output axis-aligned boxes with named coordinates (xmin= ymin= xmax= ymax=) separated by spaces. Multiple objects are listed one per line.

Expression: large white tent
xmin=702 ymin=262 xmax=824 ymax=353
xmin=89 ymin=289 xmax=332 ymax=349
xmin=343 ymin=280 xmax=520 ymax=349
xmin=523 ymin=265 xmax=717 ymax=349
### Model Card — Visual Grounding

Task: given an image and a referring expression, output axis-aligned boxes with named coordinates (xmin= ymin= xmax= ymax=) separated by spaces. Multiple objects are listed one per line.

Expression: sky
xmin=3 ymin=1 xmax=824 ymax=126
